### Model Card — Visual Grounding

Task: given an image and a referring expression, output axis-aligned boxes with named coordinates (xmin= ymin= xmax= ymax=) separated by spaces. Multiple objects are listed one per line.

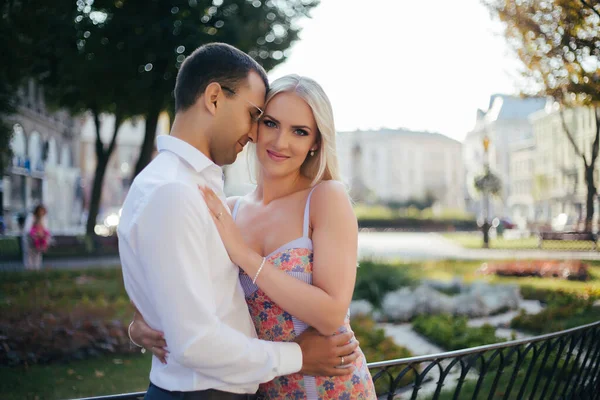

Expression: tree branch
xmin=581 ymin=0 xmax=600 ymax=19
xmin=560 ymin=108 xmax=588 ymax=166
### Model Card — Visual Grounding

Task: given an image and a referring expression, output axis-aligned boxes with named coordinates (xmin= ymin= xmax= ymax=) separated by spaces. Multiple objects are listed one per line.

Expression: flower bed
xmin=478 ymin=260 xmax=590 ymax=281
xmin=0 ymin=269 xmax=135 ymax=366
xmin=0 ymin=311 xmax=136 ymax=366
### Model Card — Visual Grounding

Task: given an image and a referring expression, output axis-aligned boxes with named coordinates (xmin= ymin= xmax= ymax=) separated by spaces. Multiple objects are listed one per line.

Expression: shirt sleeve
xmin=131 ymin=182 xmax=302 ymax=386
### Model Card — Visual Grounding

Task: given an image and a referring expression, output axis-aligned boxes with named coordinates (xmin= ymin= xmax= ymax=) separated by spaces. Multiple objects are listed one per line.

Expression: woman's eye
xmin=263 ymin=120 xmax=276 ymax=128
xmin=295 ymin=129 xmax=308 ymax=136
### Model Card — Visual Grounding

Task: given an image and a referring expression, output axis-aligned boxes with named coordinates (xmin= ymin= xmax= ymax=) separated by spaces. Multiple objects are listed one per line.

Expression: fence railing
xmin=73 ymin=320 xmax=600 ymax=400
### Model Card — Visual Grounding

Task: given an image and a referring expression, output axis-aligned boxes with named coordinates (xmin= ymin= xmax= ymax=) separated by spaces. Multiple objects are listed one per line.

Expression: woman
xmin=24 ymin=204 xmax=50 ymax=270
xmin=133 ymin=75 xmax=376 ymax=399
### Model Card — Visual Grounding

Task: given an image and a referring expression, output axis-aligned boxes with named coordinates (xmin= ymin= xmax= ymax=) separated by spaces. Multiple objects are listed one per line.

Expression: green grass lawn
xmin=0 ymin=353 xmax=151 ymax=400
xmin=353 ymin=205 xmax=474 ymax=221
xmin=442 ymin=232 xmax=541 ymax=249
xmin=442 ymin=232 xmax=600 ymax=251
xmin=0 ymin=268 xmax=133 ymax=322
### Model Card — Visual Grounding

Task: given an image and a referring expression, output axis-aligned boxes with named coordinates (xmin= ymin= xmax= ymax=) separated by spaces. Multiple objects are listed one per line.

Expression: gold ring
xmin=340 ymin=356 xmax=345 ymax=366
xmin=216 ymin=212 xmax=223 ymax=220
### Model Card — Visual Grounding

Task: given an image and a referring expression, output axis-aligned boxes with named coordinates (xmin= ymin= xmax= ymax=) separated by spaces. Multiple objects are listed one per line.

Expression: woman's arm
xmin=201 ymin=182 xmax=358 ymax=335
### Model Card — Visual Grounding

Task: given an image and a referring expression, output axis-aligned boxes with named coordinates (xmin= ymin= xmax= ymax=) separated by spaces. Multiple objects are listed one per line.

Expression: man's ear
xmin=202 ymin=82 xmax=222 ymax=116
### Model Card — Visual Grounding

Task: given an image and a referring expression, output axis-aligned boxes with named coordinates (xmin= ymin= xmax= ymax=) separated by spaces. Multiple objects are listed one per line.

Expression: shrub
xmin=0 ymin=311 xmax=136 ymax=366
xmin=351 ymin=315 xmax=416 ymax=395
xmin=0 ymin=269 xmax=135 ymax=366
xmin=353 ymin=261 xmax=417 ymax=308
xmin=412 ymin=314 xmax=504 ymax=351
xmin=511 ymin=297 xmax=600 ymax=334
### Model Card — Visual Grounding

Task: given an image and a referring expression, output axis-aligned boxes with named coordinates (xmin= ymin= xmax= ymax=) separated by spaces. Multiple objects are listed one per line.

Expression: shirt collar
xmin=156 ymin=135 xmax=215 ymax=173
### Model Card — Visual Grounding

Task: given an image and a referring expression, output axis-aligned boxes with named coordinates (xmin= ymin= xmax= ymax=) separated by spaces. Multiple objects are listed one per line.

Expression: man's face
xmin=211 ymin=71 xmax=266 ymax=166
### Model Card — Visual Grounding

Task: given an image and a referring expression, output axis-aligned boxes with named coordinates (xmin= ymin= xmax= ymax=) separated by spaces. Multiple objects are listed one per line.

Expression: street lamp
xmin=475 ymin=135 xmax=502 ymax=248
xmin=482 ymin=136 xmax=491 ymax=248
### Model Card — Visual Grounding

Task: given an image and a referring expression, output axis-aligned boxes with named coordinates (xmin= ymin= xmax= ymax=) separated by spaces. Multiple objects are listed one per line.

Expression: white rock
xmin=349 ymin=300 xmax=374 ymax=318
xmin=381 ymin=281 xmax=523 ymax=321
xmin=382 ymin=287 xmax=417 ymax=321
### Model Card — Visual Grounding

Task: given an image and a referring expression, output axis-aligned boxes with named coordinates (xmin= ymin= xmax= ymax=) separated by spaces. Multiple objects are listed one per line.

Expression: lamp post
xmin=482 ymin=136 xmax=490 ymax=248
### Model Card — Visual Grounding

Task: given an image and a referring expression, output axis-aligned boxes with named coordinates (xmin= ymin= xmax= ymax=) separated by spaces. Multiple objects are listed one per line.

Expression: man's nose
xmin=247 ymin=122 xmax=258 ymax=143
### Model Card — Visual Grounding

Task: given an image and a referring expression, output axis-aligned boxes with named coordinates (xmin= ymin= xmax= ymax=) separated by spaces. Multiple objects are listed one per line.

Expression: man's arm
xmin=132 ymin=182 xmax=301 ymax=385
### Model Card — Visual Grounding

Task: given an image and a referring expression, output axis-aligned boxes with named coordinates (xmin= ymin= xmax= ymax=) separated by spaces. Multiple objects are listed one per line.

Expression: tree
xmin=0 ymin=0 xmax=39 ymax=174
xmin=0 ymin=0 xmax=82 ymax=173
xmin=5 ymin=1 xmax=152 ymax=236
xmin=484 ymin=0 xmax=600 ymax=231
xmin=474 ymin=167 xmax=502 ymax=197
xmin=85 ymin=0 xmax=319 ymax=178
xmin=2 ymin=0 xmax=319 ymax=235
xmin=37 ymin=3 xmax=153 ymax=236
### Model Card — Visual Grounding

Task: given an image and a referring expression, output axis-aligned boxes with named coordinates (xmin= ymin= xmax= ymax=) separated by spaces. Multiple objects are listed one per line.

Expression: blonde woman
xmin=135 ymin=75 xmax=376 ymax=399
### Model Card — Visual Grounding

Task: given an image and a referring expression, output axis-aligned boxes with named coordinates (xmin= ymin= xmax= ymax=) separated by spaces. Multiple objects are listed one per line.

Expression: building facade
xmin=2 ymin=80 xmax=81 ymax=234
xmin=463 ymin=94 xmax=547 ymax=222
xmin=337 ymin=129 xmax=465 ymax=210
xmin=530 ymin=105 xmax=598 ymax=228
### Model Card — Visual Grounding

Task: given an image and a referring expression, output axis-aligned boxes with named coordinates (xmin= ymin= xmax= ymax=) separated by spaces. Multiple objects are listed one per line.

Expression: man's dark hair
xmin=174 ymin=43 xmax=269 ymax=112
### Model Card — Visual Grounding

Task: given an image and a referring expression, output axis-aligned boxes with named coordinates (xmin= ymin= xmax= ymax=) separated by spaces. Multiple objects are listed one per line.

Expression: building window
xmin=28 ymin=131 xmax=43 ymax=171
xmin=61 ymin=144 xmax=72 ymax=168
xmin=9 ymin=175 xmax=25 ymax=210
xmin=47 ymin=138 xmax=58 ymax=166
xmin=10 ymin=124 xmax=26 ymax=158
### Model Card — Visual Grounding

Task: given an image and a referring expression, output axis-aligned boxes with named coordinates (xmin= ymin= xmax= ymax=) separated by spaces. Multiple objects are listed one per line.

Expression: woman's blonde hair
xmin=253 ymin=74 xmax=341 ymax=186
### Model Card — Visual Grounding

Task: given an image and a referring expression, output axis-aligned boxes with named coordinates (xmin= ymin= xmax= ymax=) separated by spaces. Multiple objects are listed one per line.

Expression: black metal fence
xmin=74 ymin=320 xmax=600 ymax=400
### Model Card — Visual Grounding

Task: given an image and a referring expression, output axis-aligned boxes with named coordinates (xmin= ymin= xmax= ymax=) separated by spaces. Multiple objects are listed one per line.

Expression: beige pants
xmin=22 ymin=236 xmax=43 ymax=270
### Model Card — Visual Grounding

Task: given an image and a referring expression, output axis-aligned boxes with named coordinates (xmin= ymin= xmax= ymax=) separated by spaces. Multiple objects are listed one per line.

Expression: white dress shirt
xmin=118 ymin=135 xmax=302 ymax=394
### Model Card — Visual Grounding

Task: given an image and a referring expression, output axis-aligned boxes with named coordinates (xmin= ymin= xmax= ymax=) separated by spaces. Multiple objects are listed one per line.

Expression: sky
xmin=269 ymin=0 xmax=523 ymax=142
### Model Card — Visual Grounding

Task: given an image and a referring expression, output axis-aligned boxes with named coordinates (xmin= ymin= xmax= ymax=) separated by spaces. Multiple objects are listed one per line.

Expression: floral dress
xmin=30 ymin=223 xmax=50 ymax=252
xmin=233 ymin=188 xmax=376 ymax=400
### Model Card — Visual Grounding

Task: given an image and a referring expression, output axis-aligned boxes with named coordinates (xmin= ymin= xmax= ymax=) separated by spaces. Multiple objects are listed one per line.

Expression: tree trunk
xmin=85 ymin=111 xmax=123 ymax=236
xmin=583 ymin=107 xmax=600 ymax=232
xmin=133 ymin=107 xmax=160 ymax=178
xmin=584 ymin=159 xmax=598 ymax=233
xmin=85 ymin=156 xmax=108 ymax=235
xmin=482 ymin=221 xmax=490 ymax=249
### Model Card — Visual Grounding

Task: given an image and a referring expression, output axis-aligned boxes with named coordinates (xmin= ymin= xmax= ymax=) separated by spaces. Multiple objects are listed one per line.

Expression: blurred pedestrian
xmin=23 ymin=204 xmax=50 ymax=270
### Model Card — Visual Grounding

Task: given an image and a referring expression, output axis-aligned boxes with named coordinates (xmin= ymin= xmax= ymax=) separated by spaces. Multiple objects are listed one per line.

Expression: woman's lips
xmin=267 ymin=149 xmax=289 ymax=162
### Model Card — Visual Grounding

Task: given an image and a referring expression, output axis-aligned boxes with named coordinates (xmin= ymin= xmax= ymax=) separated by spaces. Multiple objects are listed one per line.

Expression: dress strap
xmin=302 ymin=185 xmax=320 ymax=237
xmin=232 ymin=197 xmax=243 ymax=221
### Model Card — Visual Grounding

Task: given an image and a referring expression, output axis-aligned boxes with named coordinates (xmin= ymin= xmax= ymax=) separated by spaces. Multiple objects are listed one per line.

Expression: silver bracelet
xmin=252 ymin=257 xmax=267 ymax=285
xmin=128 ymin=320 xmax=146 ymax=354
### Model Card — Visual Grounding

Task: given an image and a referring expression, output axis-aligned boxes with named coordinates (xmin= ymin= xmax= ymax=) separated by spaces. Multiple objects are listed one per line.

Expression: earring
xmin=310 ymin=150 xmax=315 ymax=157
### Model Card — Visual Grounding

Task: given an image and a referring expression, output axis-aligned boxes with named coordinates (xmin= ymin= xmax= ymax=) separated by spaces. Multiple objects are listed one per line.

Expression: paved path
xmin=2 ymin=231 xmax=598 ymax=272
xmin=358 ymin=232 xmax=600 ymax=261
xmin=0 ymin=256 xmax=121 ymax=271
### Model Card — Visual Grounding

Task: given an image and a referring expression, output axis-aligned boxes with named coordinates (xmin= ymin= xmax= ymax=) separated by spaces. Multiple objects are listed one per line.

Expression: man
xmin=118 ymin=43 xmax=358 ymax=400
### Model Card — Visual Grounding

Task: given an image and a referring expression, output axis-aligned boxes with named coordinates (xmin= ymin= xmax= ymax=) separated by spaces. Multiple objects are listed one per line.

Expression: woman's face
xmin=35 ymin=208 xmax=46 ymax=219
xmin=256 ymin=92 xmax=319 ymax=180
